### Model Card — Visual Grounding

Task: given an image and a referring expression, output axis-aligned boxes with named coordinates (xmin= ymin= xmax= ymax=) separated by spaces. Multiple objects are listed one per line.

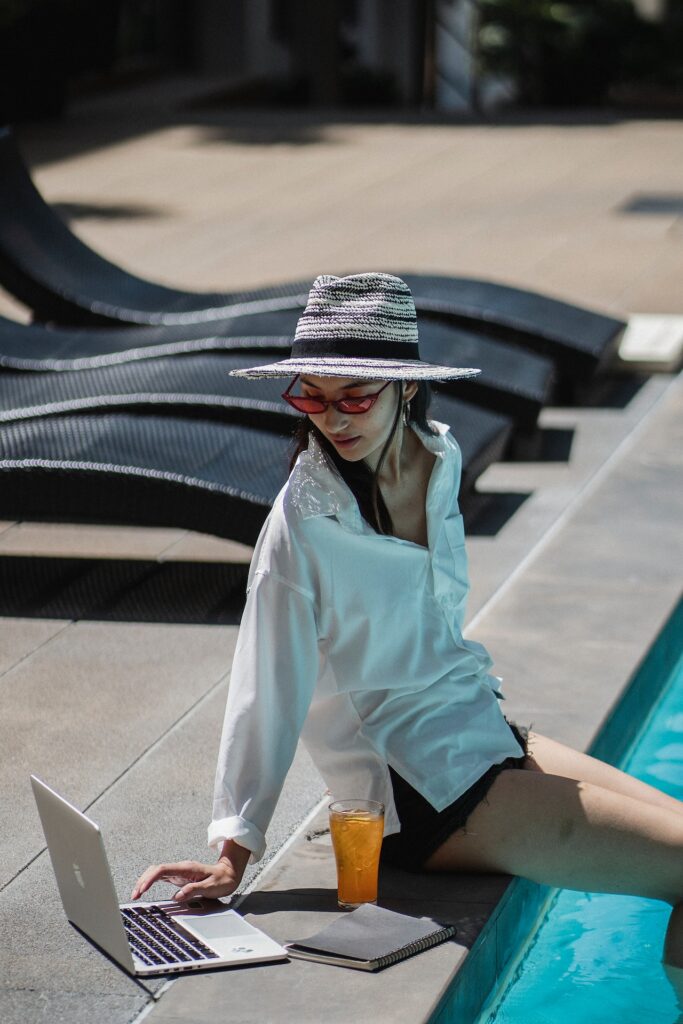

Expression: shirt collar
xmin=289 ymin=421 xmax=452 ymax=527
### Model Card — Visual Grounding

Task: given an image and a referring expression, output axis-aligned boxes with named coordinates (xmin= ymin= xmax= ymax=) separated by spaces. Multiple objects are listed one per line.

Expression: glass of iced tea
xmin=328 ymin=799 xmax=385 ymax=910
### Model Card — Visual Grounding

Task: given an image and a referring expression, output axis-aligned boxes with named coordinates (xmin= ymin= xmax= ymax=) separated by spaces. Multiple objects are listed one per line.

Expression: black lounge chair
xmin=0 ymin=380 xmax=511 ymax=541
xmin=0 ymin=127 xmax=308 ymax=327
xmin=0 ymin=314 xmax=553 ymax=431
xmin=0 ymin=414 xmax=288 ymax=545
xmin=0 ymin=126 xmax=624 ymax=378
xmin=398 ymin=273 xmax=625 ymax=380
xmin=0 ymin=352 xmax=296 ymax=431
xmin=0 ymin=313 xmax=291 ymax=370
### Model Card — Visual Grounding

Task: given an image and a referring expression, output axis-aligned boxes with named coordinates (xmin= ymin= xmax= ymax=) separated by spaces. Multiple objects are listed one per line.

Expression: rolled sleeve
xmin=207 ymin=815 xmax=266 ymax=862
xmin=209 ymin=570 xmax=319 ymax=864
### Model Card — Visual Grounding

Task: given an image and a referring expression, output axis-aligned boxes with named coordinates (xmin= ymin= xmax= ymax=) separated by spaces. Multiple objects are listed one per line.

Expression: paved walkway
xmin=1 ymin=82 xmax=682 ymax=1023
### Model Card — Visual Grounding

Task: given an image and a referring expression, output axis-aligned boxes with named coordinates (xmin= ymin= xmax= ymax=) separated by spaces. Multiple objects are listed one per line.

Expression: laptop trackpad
xmin=182 ymin=910 xmax=259 ymax=942
xmin=159 ymin=902 xmax=285 ymax=961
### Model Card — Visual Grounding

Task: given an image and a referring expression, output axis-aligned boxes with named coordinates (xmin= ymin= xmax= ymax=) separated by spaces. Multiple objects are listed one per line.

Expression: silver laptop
xmin=31 ymin=775 xmax=288 ymax=976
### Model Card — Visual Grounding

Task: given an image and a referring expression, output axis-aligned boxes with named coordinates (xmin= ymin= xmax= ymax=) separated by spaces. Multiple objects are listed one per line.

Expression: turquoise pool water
xmin=476 ymin=643 xmax=683 ymax=1024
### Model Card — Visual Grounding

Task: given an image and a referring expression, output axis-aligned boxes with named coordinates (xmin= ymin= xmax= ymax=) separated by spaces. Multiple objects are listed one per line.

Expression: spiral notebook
xmin=285 ymin=904 xmax=456 ymax=971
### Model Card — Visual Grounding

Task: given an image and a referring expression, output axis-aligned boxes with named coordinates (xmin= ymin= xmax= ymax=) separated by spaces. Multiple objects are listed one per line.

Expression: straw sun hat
xmin=229 ymin=272 xmax=480 ymax=382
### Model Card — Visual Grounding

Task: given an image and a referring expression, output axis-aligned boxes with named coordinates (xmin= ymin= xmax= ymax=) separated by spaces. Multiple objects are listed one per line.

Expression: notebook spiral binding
xmin=378 ymin=924 xmax=456 ymax=968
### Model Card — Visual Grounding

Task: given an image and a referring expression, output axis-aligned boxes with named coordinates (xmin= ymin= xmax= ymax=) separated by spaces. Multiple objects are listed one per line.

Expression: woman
xmin=133 ymin=273 xmax=682 ymax=975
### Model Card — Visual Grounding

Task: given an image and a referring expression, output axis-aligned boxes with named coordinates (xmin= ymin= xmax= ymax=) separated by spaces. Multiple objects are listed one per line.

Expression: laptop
xmin=31 ymin=775 xmax=288 ymax=976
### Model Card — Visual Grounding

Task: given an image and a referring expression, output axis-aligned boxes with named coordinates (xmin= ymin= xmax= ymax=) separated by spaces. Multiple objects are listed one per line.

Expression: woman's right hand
xmin=131 ymin=840 xmax=251 ymax=903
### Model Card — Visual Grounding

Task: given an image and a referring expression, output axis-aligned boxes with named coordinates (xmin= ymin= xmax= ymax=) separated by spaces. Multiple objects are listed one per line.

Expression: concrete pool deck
xmin=1 ymin=86 xmax=682 ymax=1023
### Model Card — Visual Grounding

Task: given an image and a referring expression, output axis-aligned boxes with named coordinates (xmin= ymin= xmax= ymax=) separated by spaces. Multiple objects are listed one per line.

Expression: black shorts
xmin=380 ymin=721 xmax=529 ymax=873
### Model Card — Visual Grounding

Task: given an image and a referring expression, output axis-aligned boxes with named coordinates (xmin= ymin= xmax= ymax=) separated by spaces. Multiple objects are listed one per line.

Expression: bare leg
xmin=524 ymin=732 xmax=683 ymax=976
xmin=424 ymin=769 xmax=683 ymax=966
xmin=524 ymin=731 xmax=683 ymax=817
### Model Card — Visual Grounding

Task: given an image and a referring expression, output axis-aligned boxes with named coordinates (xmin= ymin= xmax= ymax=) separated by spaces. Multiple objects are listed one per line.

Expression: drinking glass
xmin=328 ymin=799 xmax=384 ymax=910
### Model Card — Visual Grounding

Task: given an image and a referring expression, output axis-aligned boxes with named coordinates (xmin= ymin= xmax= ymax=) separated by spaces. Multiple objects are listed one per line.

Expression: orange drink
xmin=328 ymin=799 xmax=384 ymax=909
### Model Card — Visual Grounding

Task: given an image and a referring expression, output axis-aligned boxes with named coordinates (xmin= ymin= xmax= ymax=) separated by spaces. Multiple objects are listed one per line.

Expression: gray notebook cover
xmin=287 ymin=904 xmax=455 ymax=964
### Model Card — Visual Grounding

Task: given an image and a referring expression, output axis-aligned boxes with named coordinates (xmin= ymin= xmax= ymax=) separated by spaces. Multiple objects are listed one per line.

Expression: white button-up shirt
xmin=208 ymin=422 xmax=522 ymax=862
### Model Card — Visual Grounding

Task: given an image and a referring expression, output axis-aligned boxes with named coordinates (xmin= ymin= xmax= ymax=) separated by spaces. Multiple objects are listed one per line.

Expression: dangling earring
xmin=402 ymin=401 xmax=410 ymax=426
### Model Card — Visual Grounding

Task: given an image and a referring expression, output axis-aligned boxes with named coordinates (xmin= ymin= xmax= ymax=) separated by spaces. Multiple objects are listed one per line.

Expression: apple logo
xmin=72 ymin=863 xmax=85 ymax=888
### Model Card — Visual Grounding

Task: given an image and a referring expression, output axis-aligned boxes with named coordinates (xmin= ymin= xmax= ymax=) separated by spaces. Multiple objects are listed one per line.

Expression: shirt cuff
xmin=207 ymin=816 xmax=266 ymax=864
xmin=488 ymin=673 xmax=506 ymax=700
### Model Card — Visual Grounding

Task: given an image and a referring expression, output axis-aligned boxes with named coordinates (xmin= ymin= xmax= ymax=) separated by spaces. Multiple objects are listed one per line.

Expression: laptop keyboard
xmin=121 ymin=905 xmax=219 ymax=967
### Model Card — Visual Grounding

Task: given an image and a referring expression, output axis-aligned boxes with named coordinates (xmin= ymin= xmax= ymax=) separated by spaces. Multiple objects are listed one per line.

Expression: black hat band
xmin=291 ymin=337 xmax=421 ymax=361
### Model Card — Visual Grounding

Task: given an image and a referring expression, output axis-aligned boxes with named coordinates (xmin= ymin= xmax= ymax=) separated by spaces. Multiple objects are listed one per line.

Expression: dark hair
xmin=289 ymin=381 xmax=436 ymax=535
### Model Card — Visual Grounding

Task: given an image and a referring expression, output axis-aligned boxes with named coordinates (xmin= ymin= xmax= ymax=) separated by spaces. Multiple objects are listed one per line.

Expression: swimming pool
xmin=474 ymin=600 xmax=683 ymax=1024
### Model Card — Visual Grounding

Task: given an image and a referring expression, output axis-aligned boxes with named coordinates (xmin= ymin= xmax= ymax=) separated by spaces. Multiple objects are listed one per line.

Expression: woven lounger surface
xmin=0 ymin=414 xmax=288 ymax=544
xmin=0 ymin=314 xmax=290 ymax=370
xmin=0 ymin=316 xmax=552 ymax=429
xmin=0 ymin=127 xmax=623 ymax=376
xmin=0 ymin=352 xmax=296 ymax=428
xmin=0 ymin=399 xmax=511 ymax=538
xmin=398 ymin=273 xmax=624 ymax=370
xmin=0 ymin=367 xmax=512 ymax=487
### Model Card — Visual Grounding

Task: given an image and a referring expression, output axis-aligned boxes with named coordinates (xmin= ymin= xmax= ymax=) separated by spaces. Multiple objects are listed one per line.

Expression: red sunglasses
xmin=281 ymin=376 xmax=393 ymax=415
